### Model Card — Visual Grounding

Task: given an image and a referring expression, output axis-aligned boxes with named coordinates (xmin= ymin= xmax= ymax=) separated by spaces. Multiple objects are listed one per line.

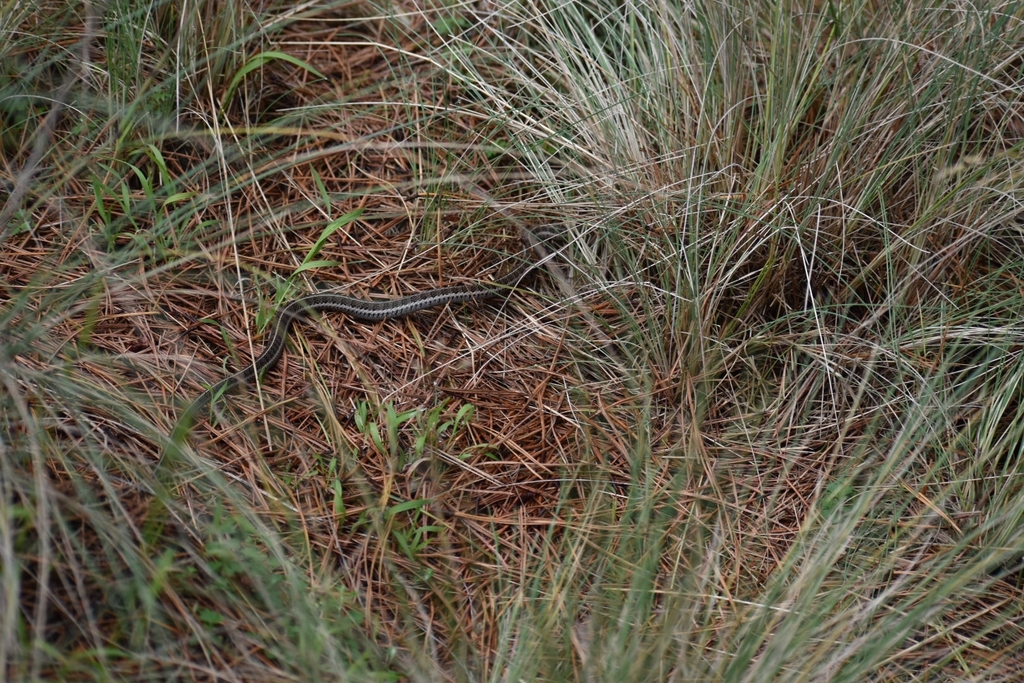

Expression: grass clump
xmin=3 ymin=0 xmax=1024 ymax=680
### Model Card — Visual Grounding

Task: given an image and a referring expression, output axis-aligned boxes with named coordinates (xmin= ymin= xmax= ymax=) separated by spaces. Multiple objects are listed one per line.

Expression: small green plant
xmin=354 ymin=398 xmax=478 ymax=467
xmin=353 ymin=399 xmax=481 ymax=563
xmin=254 ymin=208 xmax=365 ymax=329
xmin=222 ymin=50 xmax=327 ymax=109
xmin=384 ymin=497 xmax=444 ymax=561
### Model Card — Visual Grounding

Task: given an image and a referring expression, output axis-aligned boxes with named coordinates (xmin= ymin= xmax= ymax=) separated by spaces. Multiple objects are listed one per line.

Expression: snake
xmin=172 ymin=253 xmax=536 ymax=438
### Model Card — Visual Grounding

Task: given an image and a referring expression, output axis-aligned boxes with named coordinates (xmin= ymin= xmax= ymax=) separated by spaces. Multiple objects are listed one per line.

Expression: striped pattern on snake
xmin=172 ymin=249 xmax=538 ymax=441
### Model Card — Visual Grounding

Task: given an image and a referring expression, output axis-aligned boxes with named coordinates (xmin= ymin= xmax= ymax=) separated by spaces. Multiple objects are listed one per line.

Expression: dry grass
xmin=4 ymin=0 xmax=1024 ymax=680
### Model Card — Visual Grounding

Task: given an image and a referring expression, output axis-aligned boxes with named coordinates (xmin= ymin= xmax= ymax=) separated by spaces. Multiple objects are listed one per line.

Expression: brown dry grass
xmin=6 ymin=0 xmax=1024 ymax=680
xmin=2 ymin=7 xmax=609 ymax=675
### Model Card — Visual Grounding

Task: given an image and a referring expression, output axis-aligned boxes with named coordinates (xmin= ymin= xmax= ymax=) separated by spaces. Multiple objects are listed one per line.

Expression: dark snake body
xmin=173 ymin=259 xmax=532 ymax=437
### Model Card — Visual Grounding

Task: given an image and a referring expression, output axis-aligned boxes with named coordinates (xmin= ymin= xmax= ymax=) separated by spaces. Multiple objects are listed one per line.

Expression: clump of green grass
xmin=3 ymin=0 xmax=1024 ymax=680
